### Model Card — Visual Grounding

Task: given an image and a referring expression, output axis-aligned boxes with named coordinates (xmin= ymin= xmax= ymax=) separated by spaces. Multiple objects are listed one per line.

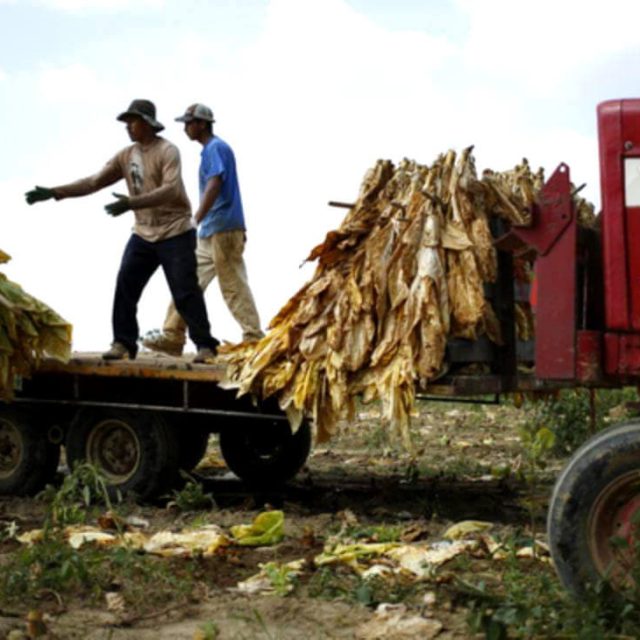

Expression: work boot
xmin=192 ymin=347 xmax=217 ymax=364
xmin=102 ymin=342 xmax=136 ymax=361
xmin=242 ymin=330 xmax=265 ymax=343
xmin=141 ymin=331 xmax=184 ymax=357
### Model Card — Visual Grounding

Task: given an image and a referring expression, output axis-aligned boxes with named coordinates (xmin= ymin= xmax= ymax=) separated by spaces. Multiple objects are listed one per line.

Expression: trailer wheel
xmin=65 ymin=410 xmax=178 ymax=500
xmin=0 ymin=408 xmax=60 ymax=496
xmin=219 ymin=419 xmax=311 ymax=485
xmin=163 ymin=416 xmax=210 ymax=471
xmin=178 ymin=429 xmax=210 ymax=471
xmin=548 ymin=420 xmax=640 ymax=596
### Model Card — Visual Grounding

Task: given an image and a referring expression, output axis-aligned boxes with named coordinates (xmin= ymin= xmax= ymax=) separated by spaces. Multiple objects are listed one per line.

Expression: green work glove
xmin=105 ymin=192 xmax=131 ymax=217
xmin=25 ymin=186 xmax=55 ymax=205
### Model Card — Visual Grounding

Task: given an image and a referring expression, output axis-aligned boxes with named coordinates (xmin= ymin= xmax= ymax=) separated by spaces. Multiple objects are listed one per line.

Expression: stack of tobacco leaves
xmin=0 ymin=249 xmax=72 ymax=399
xmin=219 ymin=148 xmax=594 ymax=449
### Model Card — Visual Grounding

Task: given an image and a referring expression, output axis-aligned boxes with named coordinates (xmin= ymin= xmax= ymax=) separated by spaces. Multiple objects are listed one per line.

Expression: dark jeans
xmin=112 ymin=230 xmax=217 ymax=354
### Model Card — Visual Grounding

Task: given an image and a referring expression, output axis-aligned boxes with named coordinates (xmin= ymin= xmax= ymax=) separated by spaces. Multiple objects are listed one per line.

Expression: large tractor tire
xmin=65 ymin=409 xmax=178 ymax=500
xmin=219 ymin=419 xmax=312 ymax=486
xmin=0 ymin=407 xmax=60 ymax=495
xmin=548 ymin=420 xmax=640 ymax=596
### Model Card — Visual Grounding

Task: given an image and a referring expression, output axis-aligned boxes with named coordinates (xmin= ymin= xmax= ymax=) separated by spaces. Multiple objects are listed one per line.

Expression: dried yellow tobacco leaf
xmin=0 ymin=251 xmax=72 ymax=399
xmin=219 ymin=149 xmax=574 ymax=449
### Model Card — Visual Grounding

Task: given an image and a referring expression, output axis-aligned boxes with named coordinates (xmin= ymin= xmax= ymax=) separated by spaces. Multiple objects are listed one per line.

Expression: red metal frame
xmin=598 ymin=99 xmax=640 ymax=331
xmin=512 ymin=164 xmax=577 ymax=379
xmin=576 ymin=330 xmax=602 ymax=382
xmin=598 ymin=99 xmax=640 ymax=379
xmin=605 ymin=333 xmax=640 ymax=377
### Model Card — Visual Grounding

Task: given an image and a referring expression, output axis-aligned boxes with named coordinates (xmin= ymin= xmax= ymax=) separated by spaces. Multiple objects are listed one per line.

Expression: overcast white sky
xmin=1 ymin=0 xmax=639 ymax=351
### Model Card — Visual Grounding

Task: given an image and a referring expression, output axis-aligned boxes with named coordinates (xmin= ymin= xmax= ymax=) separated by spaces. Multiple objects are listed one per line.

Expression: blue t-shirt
xmin=197 ymin=136 xmax=245 ymax=238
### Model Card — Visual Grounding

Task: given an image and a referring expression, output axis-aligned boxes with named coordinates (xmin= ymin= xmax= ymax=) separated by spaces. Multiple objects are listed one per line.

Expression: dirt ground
xmin=0 ymin=398 xmax=568 ymax=640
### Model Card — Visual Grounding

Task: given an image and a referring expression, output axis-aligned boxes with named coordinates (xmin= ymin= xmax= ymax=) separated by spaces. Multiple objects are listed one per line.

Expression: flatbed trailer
xmin=1 ymin=341 xmax=575 ymax=502
xmin=1 ymin=353 xmax=312 ymax=499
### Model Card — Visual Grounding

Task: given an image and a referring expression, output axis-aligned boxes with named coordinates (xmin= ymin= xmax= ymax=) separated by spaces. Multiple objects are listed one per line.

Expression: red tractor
xmin=518 ymin=98 xmax=640 ymax=594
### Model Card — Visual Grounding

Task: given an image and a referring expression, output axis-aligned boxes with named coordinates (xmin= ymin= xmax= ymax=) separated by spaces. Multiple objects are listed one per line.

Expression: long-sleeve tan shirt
xmin=53 ymin=137 xmax=194 ymax=242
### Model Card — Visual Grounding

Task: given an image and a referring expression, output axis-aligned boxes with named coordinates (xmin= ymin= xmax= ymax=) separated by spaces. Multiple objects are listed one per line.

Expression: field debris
xmin=218 ymin=150 xmax=565 ymax=449
xmin=0 ymin=249 xmax=72 ymax=399
xmin=355 ymin=603 xmax=443 ymax=640
xmin=16 ymin=510 xmax=285 ymax=557
xmin=442 ymin=519 xmax=494 ymax=540
xmin=230 ymin=509 xmax=285 ymax=546
xmin=236 ymin=559 xmax=306 ymax=596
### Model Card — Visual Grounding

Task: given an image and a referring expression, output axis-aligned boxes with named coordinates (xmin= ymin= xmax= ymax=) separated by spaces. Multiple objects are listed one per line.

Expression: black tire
xmin=548 ymin=420 xmax=640 ymax=596
xmin=0 ymin=407 xmax=60 ymax=496
xmin=163 ymin=414 xmax=210 ymax=471
xmin=219 ymin=419 xmax=312 ymax=485
xmin=65 ymin=409 xmax=179 ymax=500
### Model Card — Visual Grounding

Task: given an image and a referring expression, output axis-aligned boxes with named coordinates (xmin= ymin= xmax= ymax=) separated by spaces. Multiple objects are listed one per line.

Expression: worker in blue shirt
xmin=143 ymin=103 xmax=263 ymax=356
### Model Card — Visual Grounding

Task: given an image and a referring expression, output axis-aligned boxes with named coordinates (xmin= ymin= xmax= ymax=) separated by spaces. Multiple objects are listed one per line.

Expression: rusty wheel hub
xmin=86 ymin=419 xmax=141 ymax=483
xmin=0 ymin=420 xmax=22 ymax=478
xmin=588 ymin=470 xmax=640 ymax=588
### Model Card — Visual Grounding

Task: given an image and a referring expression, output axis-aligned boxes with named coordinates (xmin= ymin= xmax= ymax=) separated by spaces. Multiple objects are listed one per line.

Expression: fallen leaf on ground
xmin=230 ymin=510 xmax=285 ymax=546
xmin=105 ymin=592 xmax=126 ymax=614
xmin=143 ymin=526 xmax=229 ymax=557
xmin=355 ymin=603 xmax=443 ymax=639
xmin=17 ymin=524 xmax=230 ymax=557
xmin=443 ymin=520 xmax=494 ymax=540
xmin=67 ymin=527 xmax=118 ymax=549
xmin=314 ymin=542 xmax=399 ymax=571
xmin=236 ymin=559 xmax=305 ymax=596
xmin=388 ymin=541 xmax=477 ymax=576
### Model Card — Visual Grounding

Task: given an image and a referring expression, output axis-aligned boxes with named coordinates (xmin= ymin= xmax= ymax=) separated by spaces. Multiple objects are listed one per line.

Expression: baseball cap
xmin=117 ymin=99 xmax=164 ymax=131
xmin=175 ymin=103 xmax=216 ymax=123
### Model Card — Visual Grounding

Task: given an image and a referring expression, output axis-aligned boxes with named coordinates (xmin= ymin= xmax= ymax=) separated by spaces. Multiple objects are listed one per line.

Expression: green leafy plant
xmin=195 ymin=621 xmax=219 ymax=640
xmin=523 ymin=388 xmax=640 ymax=457
xmin=0 ymin=533 xmax=100 ymax=602
xmin=343 ymin=523 xmax=403 ymax=543
xmin=39 ymin=461 xmax=120 ymax=528
xmin=263 ymin=562 xmax=300 ymax=596
xmin=169 ymin=474 xmax=216 ymax=511
xmin=0 ymin=537 xmax=196 ymax=611
xmin=307 ymin=565 xmax=420 ymax=608
xmin=460 ymin=533 xmax=640 ymax=639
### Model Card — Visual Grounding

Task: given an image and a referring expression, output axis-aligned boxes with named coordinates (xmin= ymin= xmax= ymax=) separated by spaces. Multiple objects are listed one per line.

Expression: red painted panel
xmin=627 ymin=206 xmax=640 ymax=329
xmin=605 ymin=332 xmax=620 ymax=376
xmin=576 ymin=330 xmax=602 ymax=382
xmin=598 ymin=99 xmax=640 ymax=331
xmin=533 ymin=165 xmax=577 ymax=379
xmin=598 ymin=100 xmax=628 ymax=329
xmin=622 ymin=103 xmax=640 ymax=152
xmin=614 ymin=334 xmax=640 ymax=376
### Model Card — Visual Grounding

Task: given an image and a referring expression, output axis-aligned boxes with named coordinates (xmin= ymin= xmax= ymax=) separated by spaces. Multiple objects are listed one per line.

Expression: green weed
xmin=230 ymin=609 xmax=280 ymax=640
xmin=463 ymin=550 xmax=640 ymax=639
xmin=0 ymin=535 xmax=196 ymax=612
xmin=307 ymin=565 xmax=421 ymax=607
xmin=196 ymin=621 xmax=220 ymax=639
xmin=262 ymin=561 xmax=300 ymax=596
xmin=523 ymin=388 xmax=640 ymax=457
xmin=39 ymin=462 xmax=121 ymax=528
xmin=0 ymin=533 xmax=101 ymax=602
xmin=343 ymin=523 xmax=403 ymax=543
xmin=169 ymin=474 xmax=216 ymax=511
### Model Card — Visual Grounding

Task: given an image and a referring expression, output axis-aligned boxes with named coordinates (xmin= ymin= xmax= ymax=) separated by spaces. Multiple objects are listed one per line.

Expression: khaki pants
xmin=163 ymin=229 xmax=264 ymax=344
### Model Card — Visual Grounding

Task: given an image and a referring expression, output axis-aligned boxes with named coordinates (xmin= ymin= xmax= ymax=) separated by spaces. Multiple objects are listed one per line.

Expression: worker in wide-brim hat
xmin=116 ymin=98 xmax=165 ymax=131
xmin=25 ymin=99 xmax=220 ymax=363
